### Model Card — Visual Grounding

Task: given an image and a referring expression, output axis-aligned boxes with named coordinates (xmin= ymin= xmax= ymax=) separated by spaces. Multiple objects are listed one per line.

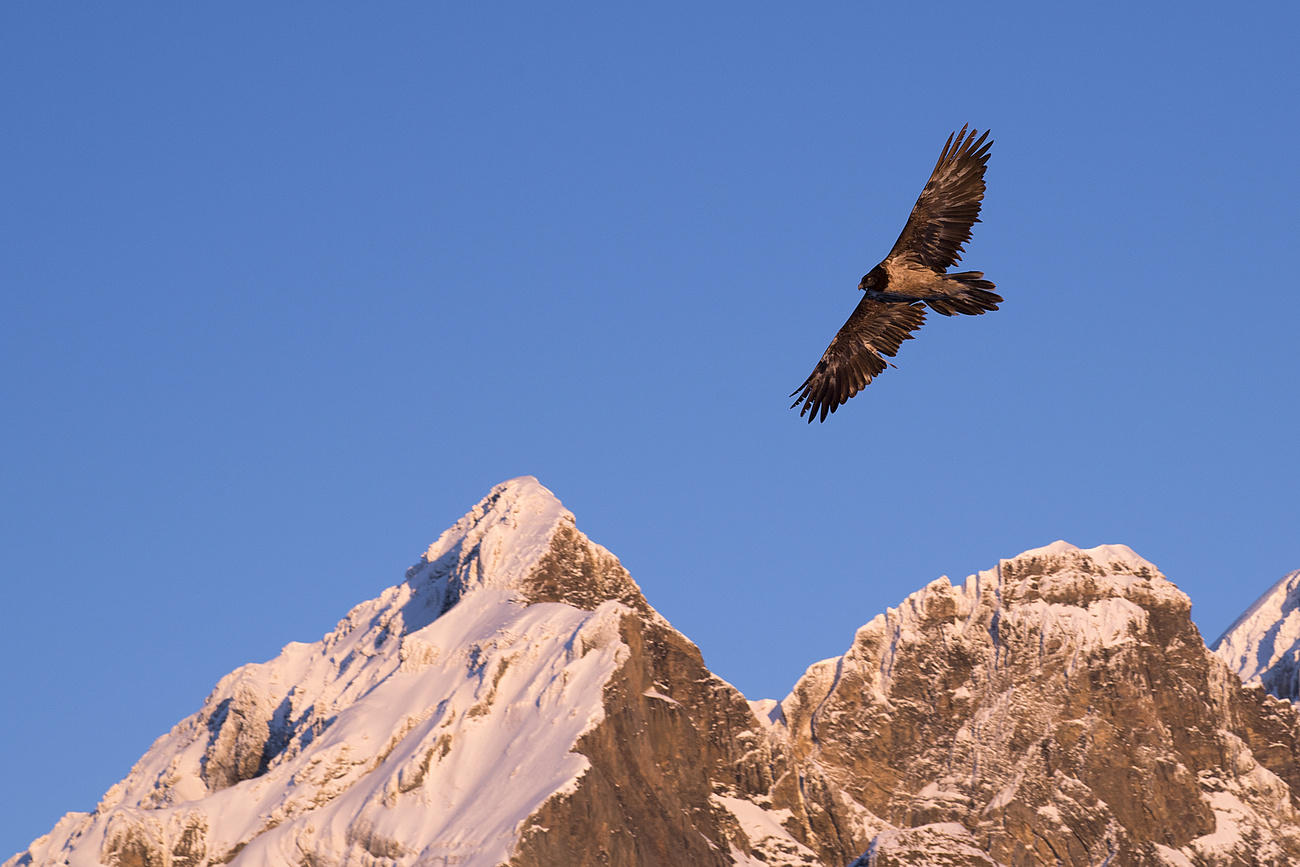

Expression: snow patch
xmin=747 ymin=698 xmax=785 ymax=729
xmin=712 ymin=795 xmax=819 ymax=866
xmin=643 ymin=688 xmax=679 ymax=706
xmin=1011 ymin=540 xmax=1157 ymax=574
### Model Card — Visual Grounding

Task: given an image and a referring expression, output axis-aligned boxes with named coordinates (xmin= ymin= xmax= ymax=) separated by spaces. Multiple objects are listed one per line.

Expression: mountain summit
xmin=10 ymin=480 xmax=1300 ymax=866
xmin=12 ymin=477 xmax=679 ymax=867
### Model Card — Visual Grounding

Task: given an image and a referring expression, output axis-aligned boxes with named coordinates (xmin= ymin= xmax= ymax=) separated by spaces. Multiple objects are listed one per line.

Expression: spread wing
xmin=886 ymin=126 xmax=992 ymax=271
xmin=790 ymin=299 xmax=927 ymax=422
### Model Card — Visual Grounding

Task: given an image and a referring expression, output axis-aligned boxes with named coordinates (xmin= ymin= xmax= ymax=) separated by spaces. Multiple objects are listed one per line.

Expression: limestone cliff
xmin=771 ymin=542 xmax=1300 ymax=866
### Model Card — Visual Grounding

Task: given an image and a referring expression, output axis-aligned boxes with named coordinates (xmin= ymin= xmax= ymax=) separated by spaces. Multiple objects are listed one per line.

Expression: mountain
xmin=1214 ymin=570 xmax=1300 ymax=701
xmin=778 ymin=542 xmax=1300 ymax=866
xmin=10 ymin=478 xmax=1300 ymax=867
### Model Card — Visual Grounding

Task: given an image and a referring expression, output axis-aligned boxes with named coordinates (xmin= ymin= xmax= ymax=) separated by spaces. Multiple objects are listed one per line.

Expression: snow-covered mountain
xmin=1214 ymin=570 xmax=1300 ymax=701
xmin=12 ymin=478 xmax=652 ymax=867
xmin=10 ymin=478 xmax=1300 ymax=867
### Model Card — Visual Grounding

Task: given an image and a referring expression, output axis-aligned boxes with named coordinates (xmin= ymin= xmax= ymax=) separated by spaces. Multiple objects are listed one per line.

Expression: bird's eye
xmin=863 ymin=274 xmax=874 ymax=287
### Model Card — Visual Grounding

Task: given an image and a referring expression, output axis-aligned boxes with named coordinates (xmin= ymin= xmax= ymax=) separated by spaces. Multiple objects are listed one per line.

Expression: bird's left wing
xmin=885 ymin=126 xmax=992 ymax=271
xmin=790 ymin=298 xmax=927 ymax=422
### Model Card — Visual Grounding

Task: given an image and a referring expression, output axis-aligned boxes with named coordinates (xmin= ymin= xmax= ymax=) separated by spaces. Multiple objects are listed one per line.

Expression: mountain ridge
xmin=10 ymin=478 xmax=1300 ymax=867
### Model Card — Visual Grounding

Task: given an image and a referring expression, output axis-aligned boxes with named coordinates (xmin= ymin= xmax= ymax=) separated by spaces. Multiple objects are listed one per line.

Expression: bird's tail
xmin=926 ymin=272 xmax=1002 ymax=316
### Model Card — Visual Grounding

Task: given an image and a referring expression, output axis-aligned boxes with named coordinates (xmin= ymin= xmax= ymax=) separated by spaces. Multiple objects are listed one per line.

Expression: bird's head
xmin=858 ymin=266 xmax=886 ymax=292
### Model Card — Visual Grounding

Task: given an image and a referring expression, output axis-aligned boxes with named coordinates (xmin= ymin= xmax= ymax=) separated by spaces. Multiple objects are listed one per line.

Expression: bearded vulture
xmin=790 ymin=126 xmax=1001 ymax=422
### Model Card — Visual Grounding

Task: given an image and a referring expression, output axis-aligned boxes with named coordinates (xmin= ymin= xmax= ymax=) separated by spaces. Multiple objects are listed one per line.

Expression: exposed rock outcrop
xmin=769 ymin=542 xmax=1300 ymax=865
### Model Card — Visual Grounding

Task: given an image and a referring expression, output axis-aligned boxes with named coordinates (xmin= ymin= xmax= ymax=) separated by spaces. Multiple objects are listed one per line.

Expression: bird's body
xmin=791 ymin=126 xmax=1001 ymax=422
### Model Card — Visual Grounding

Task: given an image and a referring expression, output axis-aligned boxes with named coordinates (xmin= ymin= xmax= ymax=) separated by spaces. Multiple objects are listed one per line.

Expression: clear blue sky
xmin=3 ymin=2 xmax=1297 ymax=856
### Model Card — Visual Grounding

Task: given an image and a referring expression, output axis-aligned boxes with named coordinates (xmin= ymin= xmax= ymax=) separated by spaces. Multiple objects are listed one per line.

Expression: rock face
xmin=773 ymin=542 xmax=1300 ymax=866
xmin=9 ymin=480 xmax=1300 ymax=867
xmin=1215 ymin=569 xmax=1300 ymax=702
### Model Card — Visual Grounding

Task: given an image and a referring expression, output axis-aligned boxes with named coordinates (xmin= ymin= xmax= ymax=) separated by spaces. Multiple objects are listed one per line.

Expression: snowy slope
xmin=10 ymin=477 xmax=635 ymax=867
xmin=1214 ymin=569 xmax=1300 ymax=701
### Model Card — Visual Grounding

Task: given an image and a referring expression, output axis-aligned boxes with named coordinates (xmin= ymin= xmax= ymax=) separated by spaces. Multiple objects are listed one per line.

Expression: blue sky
xmin=3 ymin=1 xmax=1298 ymax=856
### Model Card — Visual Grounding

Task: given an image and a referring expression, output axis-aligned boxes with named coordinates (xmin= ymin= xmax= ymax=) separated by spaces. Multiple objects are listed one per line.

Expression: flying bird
xmin=790 ymin=126 xmax=1001 ymax=422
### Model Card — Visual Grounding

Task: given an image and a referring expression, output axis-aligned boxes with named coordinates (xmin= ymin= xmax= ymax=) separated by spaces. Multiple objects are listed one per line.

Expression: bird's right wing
xmin=885 ymin=126 xmax=992 ymax=271
xmin=790 ymin=298 xmax=927 ymax=422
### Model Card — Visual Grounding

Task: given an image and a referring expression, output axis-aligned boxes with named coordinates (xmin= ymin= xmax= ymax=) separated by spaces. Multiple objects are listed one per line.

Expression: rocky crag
xmin=9 ymin=478 xmax=1300 ymax=866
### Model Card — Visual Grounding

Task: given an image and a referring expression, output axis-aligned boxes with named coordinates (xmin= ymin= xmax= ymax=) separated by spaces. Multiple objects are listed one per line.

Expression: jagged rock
xmin=772 ymin=542 xmax=1300 ymax=865
xmin=199 ymin=681 xmax=279 ymax=792
xmin=100 ymin=812 xmax=208 ymax=867
xmin=8 ymin=481 xmax=1300 ymax=867
xmin=508 ymin=607 xmax=786 ymax=867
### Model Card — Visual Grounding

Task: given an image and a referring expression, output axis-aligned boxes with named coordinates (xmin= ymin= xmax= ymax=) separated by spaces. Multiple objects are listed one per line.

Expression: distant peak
xmin=1216 ymin=568 xmax=1300 ymax=642
xmin=1212 ymin=568 xmax=1300 ymax=697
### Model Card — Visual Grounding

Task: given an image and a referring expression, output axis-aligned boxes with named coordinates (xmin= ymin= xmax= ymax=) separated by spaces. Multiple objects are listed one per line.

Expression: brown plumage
xmin=791 ymin=126 xmax=1002 ymax=422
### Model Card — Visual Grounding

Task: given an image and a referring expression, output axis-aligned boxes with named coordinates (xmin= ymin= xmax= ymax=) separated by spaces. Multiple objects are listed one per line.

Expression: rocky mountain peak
xmin=412 ymin=475 xmax=570 ymax=598
xmin=405 ymin=475 xmax=655 ymax=622
xmin=811 ymin=540 xmax=1189 ymax=708
xmin=1215 ymin=569 xmax=1300 ymax=701
xmin=775 ymin=541 xmax=1300 ymax=866
xmin=8 ymin=478 xmax=668 ymax=867
xmin=993 ymin=539 xmax=1183 ymax=609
